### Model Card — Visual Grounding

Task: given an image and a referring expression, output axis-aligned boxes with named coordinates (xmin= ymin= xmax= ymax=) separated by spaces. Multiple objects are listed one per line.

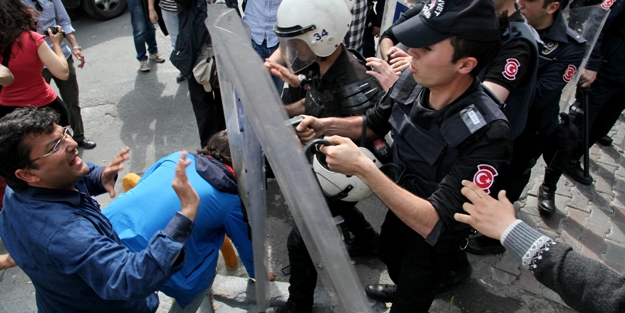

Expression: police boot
xmin=565 ymin=160 xmax=593 ymax=185
xmin=265 ymin=300 xmax=311 ymax=313
xmin=538 ymin=184 xmax=557 ymax=214
xmin=597 ymin=135 xmax=613 ymax=146
xmin=365 ymin=284 xmax=396 ymax=303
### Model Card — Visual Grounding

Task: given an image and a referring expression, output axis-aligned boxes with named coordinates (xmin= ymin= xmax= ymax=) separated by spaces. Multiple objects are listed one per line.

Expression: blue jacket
xmin=0 ymin=163 xmax=192 ymax=313
xmin=104 ymin=152 xmax=254 ymax=307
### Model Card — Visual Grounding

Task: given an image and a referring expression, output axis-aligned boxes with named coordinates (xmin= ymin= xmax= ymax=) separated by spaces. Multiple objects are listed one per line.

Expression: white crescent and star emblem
xmin=473 ymin=164 xmax=498 ymax=194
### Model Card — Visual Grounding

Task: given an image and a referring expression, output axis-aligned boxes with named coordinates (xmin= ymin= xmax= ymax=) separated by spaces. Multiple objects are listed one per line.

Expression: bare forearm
xmin=359 ymin=162 xmax=439 ymax=237
xmin=0 ymin=65 xmax=14 ymax=85
xmin=318 ymin=116 xmax=375 ymax=140
xmin=268 ymin=48 xmax=286 ymax=66
xmin=53 ymin=42 xmax=65 ymax=60
xmin=285 ymin=99 xmax=305 ymax=117
xmin=379 ymin=38 xmax=395 ymax=61
xmin=65 ymin=33 xmax=79 ymax=47
xmin=0 ymin=254 xmax=17 ymax=270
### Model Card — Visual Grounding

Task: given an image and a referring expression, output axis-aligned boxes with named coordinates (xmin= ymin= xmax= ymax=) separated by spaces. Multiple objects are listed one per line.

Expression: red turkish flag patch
xmin=502 ymin=58 xmax=520 ymax=81
xmin=563 ymin=64 xmax=577 ymax=82
xmin=473 ymin=164 xmax=498 ymax=194
xmin=602 ymin=0 xmax=615 ymax=9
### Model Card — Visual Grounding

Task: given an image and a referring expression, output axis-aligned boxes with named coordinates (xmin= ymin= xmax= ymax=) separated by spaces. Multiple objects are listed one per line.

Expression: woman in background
xmin=0 ymin=0 xmax=69 ymax=123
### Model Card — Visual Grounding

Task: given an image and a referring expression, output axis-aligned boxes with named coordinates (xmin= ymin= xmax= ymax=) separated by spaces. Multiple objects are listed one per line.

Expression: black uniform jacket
xmin=524 ymin=10 xmax=586 ymax=136
xmin=366 ymin=71 xmax=513 ymax=240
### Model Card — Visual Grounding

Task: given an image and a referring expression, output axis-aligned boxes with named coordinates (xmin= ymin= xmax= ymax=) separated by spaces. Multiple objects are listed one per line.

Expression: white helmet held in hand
xmin=306 ymin=139 xmax=382 ymax=202
xmin=274 ymin=0 xmax=355 ymax=73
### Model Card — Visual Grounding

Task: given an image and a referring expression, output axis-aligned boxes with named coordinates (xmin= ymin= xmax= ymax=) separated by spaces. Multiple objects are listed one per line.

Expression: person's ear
xmin=546 ymin=1 xmax=560 ymax=14
xmin=14 ymin=168 xmax=41 ymax=184
xmin=457 ymin=56 xmax=478 ymax=75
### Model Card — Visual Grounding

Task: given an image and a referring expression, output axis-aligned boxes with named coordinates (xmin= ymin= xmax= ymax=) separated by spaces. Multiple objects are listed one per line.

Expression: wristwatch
xmin=72 ymin=46 xmax=82 ymax=50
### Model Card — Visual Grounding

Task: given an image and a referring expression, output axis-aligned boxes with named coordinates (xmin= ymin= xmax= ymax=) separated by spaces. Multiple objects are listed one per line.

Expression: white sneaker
xmin=149 ymin=53 xmax=166 ymax=63
xmin=139 ymin=60 xmax=150 ymax=72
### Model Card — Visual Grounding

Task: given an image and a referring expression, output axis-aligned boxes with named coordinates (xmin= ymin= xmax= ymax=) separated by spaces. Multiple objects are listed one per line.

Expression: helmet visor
xmin=279 ymin=37 xmax=316 ymax=74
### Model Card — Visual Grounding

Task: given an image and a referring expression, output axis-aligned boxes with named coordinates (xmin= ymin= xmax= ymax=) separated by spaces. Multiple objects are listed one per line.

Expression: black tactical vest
xmin=384 ymin=71 xmax=508 ymax=199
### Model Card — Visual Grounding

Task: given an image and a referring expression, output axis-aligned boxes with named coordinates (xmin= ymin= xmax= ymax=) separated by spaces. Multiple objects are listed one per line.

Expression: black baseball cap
xmin=394 ymin=0 xmax=500 ymax=48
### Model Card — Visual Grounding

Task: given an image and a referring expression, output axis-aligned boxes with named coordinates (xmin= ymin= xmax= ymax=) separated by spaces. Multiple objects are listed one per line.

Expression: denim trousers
xmin=127 ymin=0 xmax=158 ymax=61
xmin=161 ymin=9 xmax=179 ymax=50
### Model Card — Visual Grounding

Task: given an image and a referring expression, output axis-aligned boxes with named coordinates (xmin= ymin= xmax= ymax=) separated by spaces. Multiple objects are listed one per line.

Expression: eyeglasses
xmin=32 ymin=0 xmax=43 ymax=11
xmin=27 ymin=126 xmax=74 ymax=165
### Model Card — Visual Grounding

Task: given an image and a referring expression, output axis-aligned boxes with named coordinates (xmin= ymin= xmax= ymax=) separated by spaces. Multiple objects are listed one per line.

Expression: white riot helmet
xmin=305 ymin=139 xmax=382 ymax=202
xmin=274 ymin=0 xmax=355 ymax=73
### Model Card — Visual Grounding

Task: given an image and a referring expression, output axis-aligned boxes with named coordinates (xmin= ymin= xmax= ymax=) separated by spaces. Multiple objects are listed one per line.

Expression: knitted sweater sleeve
xmin=501 ymin=221 xmax=625 ymax=313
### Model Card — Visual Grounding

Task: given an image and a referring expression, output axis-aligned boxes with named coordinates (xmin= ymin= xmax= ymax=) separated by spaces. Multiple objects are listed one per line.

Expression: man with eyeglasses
xmin=0 ymin=107 xmax=202 ymax=313
xmin=22 ymin=0 xmax=97 ymax=150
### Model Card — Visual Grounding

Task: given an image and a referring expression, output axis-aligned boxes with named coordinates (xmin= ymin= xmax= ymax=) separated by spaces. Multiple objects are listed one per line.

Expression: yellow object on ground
xmin=122 ymin=173 xmax=141 ymax=192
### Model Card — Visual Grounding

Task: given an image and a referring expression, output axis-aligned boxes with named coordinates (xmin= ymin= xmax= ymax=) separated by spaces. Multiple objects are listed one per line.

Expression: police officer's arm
xmin=379 ymin=4 xmax=423 ymax=59
xmin=296 ymin=88 xmax=393 ymax=143
xmin=533 ymin=44 xmax=585 ymax=112
xmin=582 ymin=0 xmax=624 ymax=87
xmin=296 ymin=115 xmax=372 ymax=143
xmin=285 ymin=99 xmax=306 ymax=117
xmin=321 ymin=136 xmax=441 ymax=238
xmin=483 ymin=39 xmax=532 ymax=102
xmin=0 ymin=64 xmax=14 ymax=85
xmin=428 ymin=121 xmax=512 ymax=238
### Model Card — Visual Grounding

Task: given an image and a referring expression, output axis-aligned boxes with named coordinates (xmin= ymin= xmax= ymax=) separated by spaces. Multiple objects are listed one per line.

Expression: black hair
xmin=0 ymin=107 xmax=59 ymax=191
xmin=197 ymin=130 xmax=232 ymax=166
xmin=0 ymin=0 xmax=39 ymax=54
xmin=449 ymin=36 xmax=501 ymax=77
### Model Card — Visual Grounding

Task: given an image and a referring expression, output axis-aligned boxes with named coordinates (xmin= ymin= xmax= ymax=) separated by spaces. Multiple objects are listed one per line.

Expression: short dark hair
xmin=449 ymin=36 xmax=501 ymax=76
xmin=0 ymin=107 xmax=59 ymax=191
xmin=197 ymin=130 xmax=232 ymax=166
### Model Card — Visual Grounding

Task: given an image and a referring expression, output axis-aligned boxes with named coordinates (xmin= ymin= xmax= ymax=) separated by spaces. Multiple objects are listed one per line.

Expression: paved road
xmin=2 ymin=8 xmax=625 ymax=313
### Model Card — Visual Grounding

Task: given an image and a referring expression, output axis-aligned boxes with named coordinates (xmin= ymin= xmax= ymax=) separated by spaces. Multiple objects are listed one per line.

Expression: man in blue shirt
xmin=22 ymin=0 xmax=97 ymax=149
xmin=242 ymin=0 xmax=284 ymax=93
xmin=0 ymin=107 xmax=200 ymax=313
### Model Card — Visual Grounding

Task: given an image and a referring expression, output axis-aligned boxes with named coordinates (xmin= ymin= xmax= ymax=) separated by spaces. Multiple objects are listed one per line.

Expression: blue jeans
xmin=127 ymin=0 xmax=158 ymax=61
xmin=251 ymin=40 xmax=284 ymax=94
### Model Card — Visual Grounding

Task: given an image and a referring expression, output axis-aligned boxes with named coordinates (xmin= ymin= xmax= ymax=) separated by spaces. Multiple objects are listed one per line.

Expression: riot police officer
xmin=295 ymin=0 xmax=512 ymax=310
xmin=265 ymin=0 xmax=385 ymax=311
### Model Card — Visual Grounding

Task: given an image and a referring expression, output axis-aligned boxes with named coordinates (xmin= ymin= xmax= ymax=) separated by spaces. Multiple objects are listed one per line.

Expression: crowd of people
xmin=0 ymin=0 xmax=624 ymax=312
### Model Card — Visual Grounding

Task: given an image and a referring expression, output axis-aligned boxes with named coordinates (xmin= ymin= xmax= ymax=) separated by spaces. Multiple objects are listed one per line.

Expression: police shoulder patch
xmin=502 ymin=58 xmax=520 ymax=81
xmin=473 ymin=164 xmax=498 ymax=194
xmin=563 ymin=64 xmax=577 ymax=82
xmin=602 ymin=0 xmax=615 ymax=9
